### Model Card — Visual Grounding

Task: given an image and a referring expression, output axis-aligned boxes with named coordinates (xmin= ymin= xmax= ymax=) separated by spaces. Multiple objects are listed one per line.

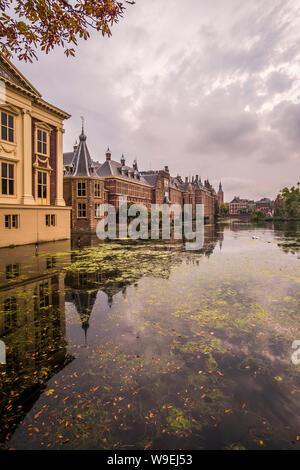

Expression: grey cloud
xmin=14 ymin=0 xmax=300 ymax=201
xmin=267 ymin=71 xmax=294 ymax=94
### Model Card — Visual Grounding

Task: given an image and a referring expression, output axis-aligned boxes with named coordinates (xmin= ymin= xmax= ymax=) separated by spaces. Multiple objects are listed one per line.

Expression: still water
xmin=0 ymin=221 xmax=299 ymax=450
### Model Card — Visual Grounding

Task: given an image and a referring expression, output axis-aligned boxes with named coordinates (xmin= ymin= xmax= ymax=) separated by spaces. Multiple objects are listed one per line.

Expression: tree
xmin=0 ymin=0 xmax=135 ymax=62
xmin=250 ymin=210 xmax=266 ymax=223
xmin=274 ymin=183 xmax=300 ymax=220
xmin=220 ymin=203 xmax=229 ymax=214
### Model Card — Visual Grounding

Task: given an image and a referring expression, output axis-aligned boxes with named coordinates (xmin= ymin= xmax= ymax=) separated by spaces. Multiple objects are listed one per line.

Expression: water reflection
xmin=0 ymin=223 xmax=299 ymax=450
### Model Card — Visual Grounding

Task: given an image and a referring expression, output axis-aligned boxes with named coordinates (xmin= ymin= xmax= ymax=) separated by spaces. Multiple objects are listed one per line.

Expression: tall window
xmin=95 ymin=182 xmax=101 ymax=198
xmin=95 ymin=203 xmax=102 ymax=218
xmin=37 ymin=170 xmax=47 ymax=201
xmin=77 ymin=182 xmax=86 ymax=197
xmin=37 ymin=129 xmax=48 ymax=155
xmin=39 ymin=282 xmax=50 ymax=308
xmin=3 ymin=297 xmax=17 ymax=334
xmin=1 ymin=112 xmax=14 ymax=143
xmin=78 ymin=202 xmax=86 ymax=218
xmin=1 ymin=161 xmax=15 ymax=195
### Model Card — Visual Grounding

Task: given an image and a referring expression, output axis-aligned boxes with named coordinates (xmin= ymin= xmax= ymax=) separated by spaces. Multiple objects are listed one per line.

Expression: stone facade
xmin=0 ymin=54 xmax=71 ymax=248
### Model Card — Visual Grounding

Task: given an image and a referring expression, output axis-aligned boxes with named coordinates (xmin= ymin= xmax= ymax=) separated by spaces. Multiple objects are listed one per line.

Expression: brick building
xmin=63 ymin=127 xmax=107 ymax=231
xmin=64 ymin=129 xmax=220 ymax=230
xmin=255 ymin=198 xmax=274 ymax=216
xmin=229 ymin=196 xmax=273 ymax=215
xmin=96 ymin=150 xmax=153 ymax=211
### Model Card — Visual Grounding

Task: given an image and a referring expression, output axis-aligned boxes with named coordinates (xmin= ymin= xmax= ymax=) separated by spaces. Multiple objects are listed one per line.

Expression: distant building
xmin=217 ymin=182 xmax=224 ymax=206
xmin=229 ymin=196 xmax=274 ymax=215
xmin=0 ymin=54 xmax=71 ymax=248
xmin=255 ymin=198 xmax=274 ymax=216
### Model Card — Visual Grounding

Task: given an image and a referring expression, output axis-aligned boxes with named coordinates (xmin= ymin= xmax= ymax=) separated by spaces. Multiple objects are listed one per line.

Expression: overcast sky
xmin=15 ymin=0 xmax=300 ymax=202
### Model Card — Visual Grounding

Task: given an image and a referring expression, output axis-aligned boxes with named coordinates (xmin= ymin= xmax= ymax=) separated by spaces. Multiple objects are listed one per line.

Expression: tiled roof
xmin=142 ymin=173 xmax=158 ymax=187
xmin=96 ymin=159 xmax=150 ymax=185
xmin=63 ymin=152 xmax=74 ymax=165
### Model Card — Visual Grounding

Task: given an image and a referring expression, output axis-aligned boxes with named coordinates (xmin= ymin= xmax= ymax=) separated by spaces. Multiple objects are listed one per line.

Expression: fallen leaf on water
xmin=144 ymin=441 xmax=153 ymax=450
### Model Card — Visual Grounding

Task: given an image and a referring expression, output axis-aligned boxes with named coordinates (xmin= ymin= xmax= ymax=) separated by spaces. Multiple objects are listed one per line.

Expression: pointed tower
xmin=218 ymin=181 xmax=224 ymax=206
xmin=71 ymin=122 xmax=95 ymax=177
xmin=63 ymin=118 xmax=105 ymax=231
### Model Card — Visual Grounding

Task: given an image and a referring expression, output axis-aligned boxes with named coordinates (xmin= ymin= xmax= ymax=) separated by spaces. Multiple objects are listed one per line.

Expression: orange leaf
xmin=144 ymin=441 xmax=153 ymax=450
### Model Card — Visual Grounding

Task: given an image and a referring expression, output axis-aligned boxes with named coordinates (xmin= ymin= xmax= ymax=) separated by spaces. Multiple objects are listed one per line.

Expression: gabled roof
xmin=230 ymin=197 xmax=241 ymax=203
xmin=97 ymin=159 xmax=150 ymax=185
xmin=257 ymin=197 xmax=271 ymax=203
xmin=0 ymin=54 xmax=71 ymax=119
xmin=0 ymin=54 xmax=41 ymax=97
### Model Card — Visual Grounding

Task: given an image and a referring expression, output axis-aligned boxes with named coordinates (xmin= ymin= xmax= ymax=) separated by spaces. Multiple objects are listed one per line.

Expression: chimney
xmin=192 ymin=176 xmax=194 ymax=183
xmin=185 ymin=177 xmax=188 ymax=183
xmin=133 ymin=159 xmax=138 ymax=171
xmin=121 ymin=154 xmax=125 ymax=166
xmin=106 ymin=147 xmax=111 ymax=161
xmin=195 ymin=175 xmax=199 ymax=182
xmin=73 ymin=140 xmax=78 ymax=153
xmin=164 ymin=165 xmax=169 ymax=173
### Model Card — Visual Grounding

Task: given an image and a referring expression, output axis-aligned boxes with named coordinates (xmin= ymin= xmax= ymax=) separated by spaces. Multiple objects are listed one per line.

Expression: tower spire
xmin=80 ymin=115 xmax=85 ymax=135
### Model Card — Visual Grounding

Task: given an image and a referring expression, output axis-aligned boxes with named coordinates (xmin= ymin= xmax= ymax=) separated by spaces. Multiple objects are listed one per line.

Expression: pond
xmin=0 ymin=221 xmax=299 ymax=450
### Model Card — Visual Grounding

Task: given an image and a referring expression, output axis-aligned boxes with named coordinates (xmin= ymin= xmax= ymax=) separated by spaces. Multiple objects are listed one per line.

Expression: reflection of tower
xmin=218 ymin=182 xmax=224 ymax=206
xmin=70 ymin=291 xmax=97 ymax=344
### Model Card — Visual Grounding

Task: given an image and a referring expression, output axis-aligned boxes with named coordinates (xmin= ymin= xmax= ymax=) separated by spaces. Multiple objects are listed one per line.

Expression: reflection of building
xmin=63 ymin=129 xmax=220 ymax=230
xmin=0 ymin=55 xmax=71 ymax=248
xmin=66 ymin=289 xmax=98 ymax=342
xmin=0 ymin=240 xmax=72 ymax=444
xmin=65 ymin=225 xmax=224 ymax=341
